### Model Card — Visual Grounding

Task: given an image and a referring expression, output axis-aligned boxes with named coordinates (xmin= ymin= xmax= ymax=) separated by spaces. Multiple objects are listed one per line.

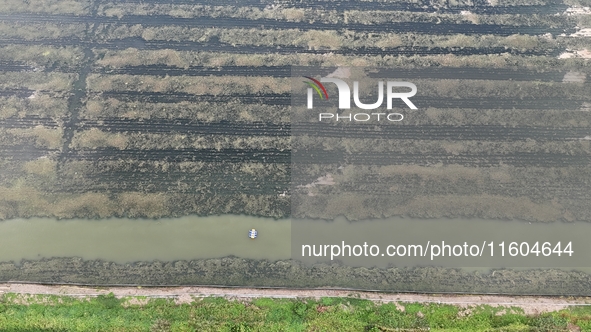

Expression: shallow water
xmin=1 ymin=215 xmax=590 ymax=272
xmin=292 ymin=217 xmax=591 ymax=270
xmin=0 ymin=215 xmax=290 ymax=264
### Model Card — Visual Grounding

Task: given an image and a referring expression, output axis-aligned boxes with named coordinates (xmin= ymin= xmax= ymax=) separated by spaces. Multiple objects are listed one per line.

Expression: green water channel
xmin=0 ymin=215 xmax=290 ymax=263
xmin=0 ymin=215 xmax=590 ymax=271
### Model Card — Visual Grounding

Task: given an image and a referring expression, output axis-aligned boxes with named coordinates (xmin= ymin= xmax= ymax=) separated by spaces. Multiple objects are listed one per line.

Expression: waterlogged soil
xmin=3 ymin=257 xmax=591 ymax=296
xmin=91 ymin=65 xmax=586 ymax=82
xmin=0 ymin=39 xmax=565 ymax=57
xmin=104 ymin=0 xmax=570 ymax=16
xmin=50 ymin=122 xmax=591 ymax=140
xmin=0 ymin=14 xmax=575 ymax=36
xmin=0 ymin=0 xmax=589 ymax=296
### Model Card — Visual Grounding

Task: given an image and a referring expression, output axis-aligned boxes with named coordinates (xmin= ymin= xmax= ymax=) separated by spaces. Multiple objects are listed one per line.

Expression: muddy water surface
xmin=1 ymin=216 xmax=590 ymax=271
xmin=0 ymin=215 xmax=290 ymax=263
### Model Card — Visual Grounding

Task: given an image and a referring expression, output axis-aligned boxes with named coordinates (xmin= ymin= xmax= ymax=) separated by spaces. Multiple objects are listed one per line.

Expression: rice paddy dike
xmin=0 ymin=0 xmax=590 ymax=292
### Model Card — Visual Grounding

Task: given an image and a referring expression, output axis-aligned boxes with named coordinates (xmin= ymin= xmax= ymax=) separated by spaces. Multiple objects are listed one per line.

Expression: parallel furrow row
xmin=0 ymin=14 xmax=575 ymax=36
xmin=1 ymin=118 xmax=588 ymax=141
xmin=2 ymin=147 xmax=589 ymax=167
xmin=100 ymin=65 xmax=587 ymax=82
xmin=95 ymin=92 xmax=588 ymax=109
xmin=2 ymin=64 xmax=587 ymax=85
xmin=0 ymin=117 xmax=61 ymax=128
xmin=0 ymin=38 xmax=563 ymax=57
xmin=0 ymin=89 xmax=581 ymax=110
xmin=111 ymin=0 xmax=569 ymax=15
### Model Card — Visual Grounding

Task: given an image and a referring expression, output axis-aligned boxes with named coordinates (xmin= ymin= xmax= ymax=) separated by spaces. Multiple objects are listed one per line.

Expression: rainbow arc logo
xmin=302 ymin=75 xmax=416 ymax=121
xmin=303 ymin=76 xmax=329 ymax=100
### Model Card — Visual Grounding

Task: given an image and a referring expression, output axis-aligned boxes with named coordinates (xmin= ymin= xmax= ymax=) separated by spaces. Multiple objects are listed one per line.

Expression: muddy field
xmin=0 ymin=0 xmax=588 ymax=220
xmin=2 ymin=257 xmax=591 ymax=296
xmin=0 ymin=0 xmax=588 ymax=221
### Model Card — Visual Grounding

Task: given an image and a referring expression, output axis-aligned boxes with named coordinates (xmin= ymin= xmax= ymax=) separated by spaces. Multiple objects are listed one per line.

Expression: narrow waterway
xmin=292 ymin=217 xmax=591 ymax=270
xmin=0 ymin=215 xmax=590 ymax=271
xmin=0 ymin=215 xmax=291 ymax=263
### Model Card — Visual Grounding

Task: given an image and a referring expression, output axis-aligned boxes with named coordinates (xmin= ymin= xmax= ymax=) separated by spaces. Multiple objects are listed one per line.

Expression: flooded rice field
xmin=0 ymin=0 xmax=589 ymax=294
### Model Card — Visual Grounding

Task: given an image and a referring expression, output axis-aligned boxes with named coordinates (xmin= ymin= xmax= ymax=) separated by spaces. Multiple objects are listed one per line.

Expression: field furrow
xmin=0 ymin=0 xmax=588 ymax=223
xmin=0 ymin=14 xmax=576 ymax=35
xmin=110 ymin=0 xmax=570 ymax=15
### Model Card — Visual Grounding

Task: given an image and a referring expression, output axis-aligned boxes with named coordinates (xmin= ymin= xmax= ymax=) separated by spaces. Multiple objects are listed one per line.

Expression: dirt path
xmin=1 ymin=283 xmax=590 ymax=314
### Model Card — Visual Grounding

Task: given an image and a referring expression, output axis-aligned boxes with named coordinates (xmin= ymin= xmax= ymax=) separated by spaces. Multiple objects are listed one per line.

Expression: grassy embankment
xmin=0 ymin=293 xmax=589 ymax=331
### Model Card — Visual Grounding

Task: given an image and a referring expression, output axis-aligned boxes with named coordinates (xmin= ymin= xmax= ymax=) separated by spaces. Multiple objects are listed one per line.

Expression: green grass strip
xmin=0 ymin=293 xmax=589 ymax=331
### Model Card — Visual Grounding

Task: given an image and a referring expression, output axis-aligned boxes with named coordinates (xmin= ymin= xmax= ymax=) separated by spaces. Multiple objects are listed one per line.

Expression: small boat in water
xmin=248 ymin=229 xmax=258 ymax=239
